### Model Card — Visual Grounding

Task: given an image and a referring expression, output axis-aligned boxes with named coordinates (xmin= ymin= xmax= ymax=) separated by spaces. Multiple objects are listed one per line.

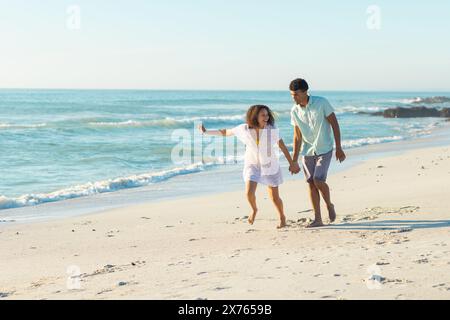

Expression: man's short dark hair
xmin=289 ymin=78 xmax=309 ymax=92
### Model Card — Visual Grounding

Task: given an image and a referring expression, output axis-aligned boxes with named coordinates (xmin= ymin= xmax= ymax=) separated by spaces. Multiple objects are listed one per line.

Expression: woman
xmin=198 ymin=105 xmax=296 ymax=229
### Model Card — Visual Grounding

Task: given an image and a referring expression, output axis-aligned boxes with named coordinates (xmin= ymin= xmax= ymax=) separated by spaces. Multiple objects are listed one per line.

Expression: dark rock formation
xmin=440 ymin=108 xmax=450 ymax=118
xmin=412 ymin=96 xmax=450 ymax=104
xmin=383 ymin=106 xmax=441 ymax=118
xmin=362 ymin=106 xmax=450 ymax=118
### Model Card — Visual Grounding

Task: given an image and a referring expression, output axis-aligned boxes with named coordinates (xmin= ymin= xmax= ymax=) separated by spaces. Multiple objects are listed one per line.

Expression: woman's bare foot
xmin=306 ymin=220 xmax=324 ymax=228
xmin=248 ymin=211 xmax=257 ymax=225
xmin=327 ymin=204 xmax=336 ymax=223
xmin=277 ymin=216 xmax=287 ymax=229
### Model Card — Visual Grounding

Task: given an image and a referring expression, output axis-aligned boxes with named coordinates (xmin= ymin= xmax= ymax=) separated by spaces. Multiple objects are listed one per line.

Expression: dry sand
xmin=1 ymin=145 xmax=450 ymax=300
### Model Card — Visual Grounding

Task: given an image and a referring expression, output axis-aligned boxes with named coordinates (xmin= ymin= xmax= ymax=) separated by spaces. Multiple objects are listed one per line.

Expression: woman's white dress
xmin=231 ymin=124 xmax=283 ymax=187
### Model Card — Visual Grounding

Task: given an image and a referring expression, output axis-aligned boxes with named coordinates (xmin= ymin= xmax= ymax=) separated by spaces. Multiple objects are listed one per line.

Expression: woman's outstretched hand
xmin=197 ymin=123 xmax=206 ymax=134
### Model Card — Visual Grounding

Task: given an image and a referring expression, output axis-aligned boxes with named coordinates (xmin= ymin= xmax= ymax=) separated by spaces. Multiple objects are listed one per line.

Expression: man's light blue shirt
xmin=290 ymin=96 xmax=335 ymax=156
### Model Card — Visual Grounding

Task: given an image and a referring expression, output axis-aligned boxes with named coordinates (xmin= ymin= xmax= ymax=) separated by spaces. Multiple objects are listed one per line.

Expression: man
xmin=289 ymin=78 xmax=346 ymax=228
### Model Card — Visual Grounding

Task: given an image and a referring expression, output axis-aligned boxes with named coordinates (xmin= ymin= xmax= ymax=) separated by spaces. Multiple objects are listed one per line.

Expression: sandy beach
xmin=1 ymin=142 xmax=450 ymax=300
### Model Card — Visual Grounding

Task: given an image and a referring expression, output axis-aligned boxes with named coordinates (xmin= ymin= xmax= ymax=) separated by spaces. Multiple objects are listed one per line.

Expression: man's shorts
xmin=302 ymin=150 xmax=333 ymax=183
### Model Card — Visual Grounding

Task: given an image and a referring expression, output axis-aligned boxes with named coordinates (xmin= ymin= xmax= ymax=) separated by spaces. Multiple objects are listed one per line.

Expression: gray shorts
xmin=302 ymin=150 xmax=333 ymax=183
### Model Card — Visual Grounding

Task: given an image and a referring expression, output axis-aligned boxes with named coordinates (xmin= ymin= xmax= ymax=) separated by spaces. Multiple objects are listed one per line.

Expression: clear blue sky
xmin=1 ymin=0 xmax=449 ymax=91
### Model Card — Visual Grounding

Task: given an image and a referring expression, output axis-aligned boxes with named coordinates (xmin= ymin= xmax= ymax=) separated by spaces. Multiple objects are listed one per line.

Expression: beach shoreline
xmin=1 ymin=128 xmax=450 ymax=299
xmin=1 ymin=120 xmax=449 ymax=226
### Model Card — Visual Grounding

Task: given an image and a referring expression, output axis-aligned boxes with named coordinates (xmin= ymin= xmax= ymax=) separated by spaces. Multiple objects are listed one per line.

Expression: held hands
xmin=289 ymin=162 xmax=301 ymax=175
xmin=336 ymin=147 xmax=346 ymax=163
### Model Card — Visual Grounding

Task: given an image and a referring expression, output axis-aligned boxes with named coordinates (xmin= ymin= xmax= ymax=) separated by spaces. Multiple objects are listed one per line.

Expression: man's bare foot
xmin=328 ymin=204 xmax=336 ymax=223
xmin=306 ymin=220 xmax=324 ymax=228
xmin=277 ymin=216 xmax=287 ymax=229
xmin=248 ymin=211 xmax=257 ymax=225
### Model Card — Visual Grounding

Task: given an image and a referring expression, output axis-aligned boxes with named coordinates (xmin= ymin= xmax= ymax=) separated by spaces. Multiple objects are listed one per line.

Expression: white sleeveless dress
xmin=231 ymin=124 xmax=283 ymax=187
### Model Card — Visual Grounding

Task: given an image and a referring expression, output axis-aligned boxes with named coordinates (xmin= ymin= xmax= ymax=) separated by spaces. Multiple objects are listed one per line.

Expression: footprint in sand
xmin=30 ymin=278 xmax=52 ymax=289
xmin=341 ymin=206 xmax=421 ymax=223
xmin=390 ymin=228 xmax=413 ymax=234
xmin=106 ymin=230 xmax=120 ymax=237
xmin=0 ymin=292 xmax=13 ymax=298
xmin=213 ymin=286 xmax=231 ymax=291
xmin=291 ymin=218 xmax=312 ymax=227
xmin=117 ymin=280 xmax=138 ymax=287
xmin=321 ymin=295 xmax=337 ymax=299
xmin=275 ymin=266 xmax=289 ymax=270
xmin=82 ymin=261 xmax=145 ymax=278
xmin=97 ymin=288 xmax=113 ymax=295
xmin=414 ymin=258 xmax=429 ymax=264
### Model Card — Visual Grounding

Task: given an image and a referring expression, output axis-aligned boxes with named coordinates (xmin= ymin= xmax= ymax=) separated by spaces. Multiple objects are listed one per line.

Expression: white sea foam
xmin=341 ymin=136 xmax=405 ymax=148
xmin=391 ymin=96 xmax=450 ymax=104
xmin=389 ymin=98 xmax=422 ymax=104
xmin=335 ymin=105 xmax=384 ymax=114
xmin=89 ymin=115 xmax=245 ymax=128
xmin=404 ymin=121 xmax=441 ymax=136
xmin=0 ymin=123 xmax=47 ymax=130
xmin=286 ymin=135 xmax=405 ymax=150
xmin=0 ymin=162 xmax=216 ymax=210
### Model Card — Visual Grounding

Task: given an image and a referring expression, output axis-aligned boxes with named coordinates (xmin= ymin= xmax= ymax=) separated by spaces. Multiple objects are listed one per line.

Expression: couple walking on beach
xmin=199 ymin=78 xmax=346 ymax=229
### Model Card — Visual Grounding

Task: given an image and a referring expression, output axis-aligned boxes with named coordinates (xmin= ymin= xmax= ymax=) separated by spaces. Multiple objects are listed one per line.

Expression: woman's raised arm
xmin=197 ymin=124 xmax=234 ymax=137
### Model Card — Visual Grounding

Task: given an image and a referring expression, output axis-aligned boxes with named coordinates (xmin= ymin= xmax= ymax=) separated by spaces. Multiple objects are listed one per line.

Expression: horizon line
xmin=1 ymin=87 xmax=450 ymax=93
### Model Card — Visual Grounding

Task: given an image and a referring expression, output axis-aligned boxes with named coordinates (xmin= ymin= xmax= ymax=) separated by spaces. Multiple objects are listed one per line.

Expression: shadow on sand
xmin=323 ymin=219 xmax=450 ymax=231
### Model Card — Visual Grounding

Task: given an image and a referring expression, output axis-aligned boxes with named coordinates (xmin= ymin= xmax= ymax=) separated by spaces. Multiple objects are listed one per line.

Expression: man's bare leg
xmin=306 ymin=181 xmax=324 ymax=228
xmin=268 ymin=186 xmax=287 ymax=229
xmin=246 ymin=181 xmax=258 ymax=225
xmin=313 ymin=179 xmax=336 ymax=223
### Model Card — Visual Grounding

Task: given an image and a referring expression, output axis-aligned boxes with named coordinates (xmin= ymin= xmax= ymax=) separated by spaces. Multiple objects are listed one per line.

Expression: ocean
xmin=1 ymin=89 xmax=449 ymax=217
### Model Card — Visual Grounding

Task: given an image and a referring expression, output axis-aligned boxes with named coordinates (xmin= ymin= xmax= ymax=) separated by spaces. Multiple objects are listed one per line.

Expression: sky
xmin=1 ymin=0 xmax=450 ymax=91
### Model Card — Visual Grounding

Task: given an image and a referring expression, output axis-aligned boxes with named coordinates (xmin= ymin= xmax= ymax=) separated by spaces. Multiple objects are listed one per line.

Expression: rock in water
xmin=412 ymin=96 xmax=450 ymax=104
xmin=383 ymin=106 xmax=441 ymax=118
xmin=440 ymin=108 xmax=450 ymax=117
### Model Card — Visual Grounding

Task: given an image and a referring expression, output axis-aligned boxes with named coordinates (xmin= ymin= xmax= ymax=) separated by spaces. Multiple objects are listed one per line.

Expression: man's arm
xmin=278 ymin=139 xmax=294 ymax=167
xmin=326 ymin=113 xmax=346 ymax=162
xmin=290 ymin=125 xmax=302 ymax=174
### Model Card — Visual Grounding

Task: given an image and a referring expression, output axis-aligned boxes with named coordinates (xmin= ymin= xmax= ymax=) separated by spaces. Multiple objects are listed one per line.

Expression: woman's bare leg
xmin=268 ymin=186 xmax=287 ymax=229
xmin=246 ymin=181 xmax=258 ymax=225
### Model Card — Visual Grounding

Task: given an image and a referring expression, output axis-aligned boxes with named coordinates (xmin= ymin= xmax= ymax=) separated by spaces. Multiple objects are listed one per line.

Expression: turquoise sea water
xmin=1 ymin=89 xmax=449 ymax=211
